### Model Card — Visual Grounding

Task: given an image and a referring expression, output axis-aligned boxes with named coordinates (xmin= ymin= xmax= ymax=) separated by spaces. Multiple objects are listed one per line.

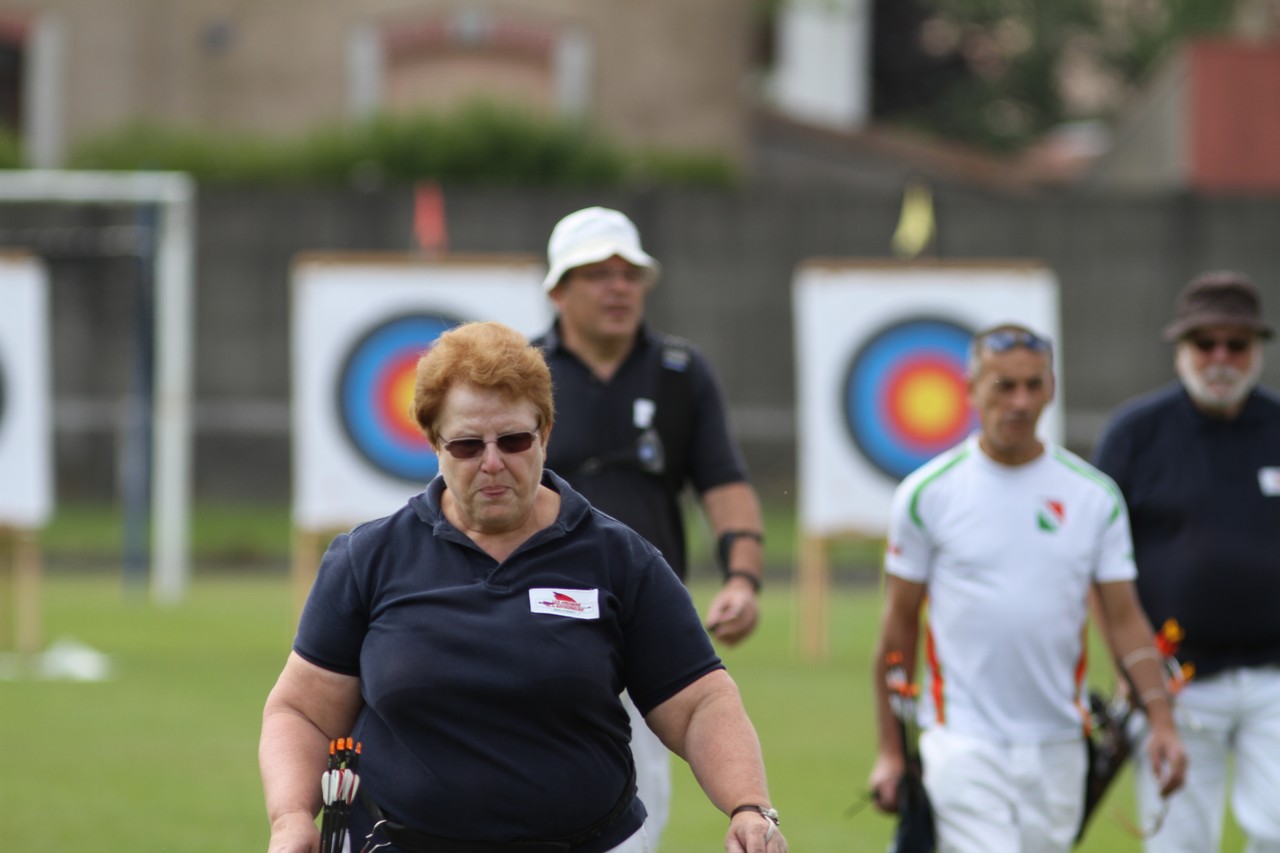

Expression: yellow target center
xmin=390 ymin=369 xmax=418 ymax=428
xmin=897 ymin=370 xmax=964 ymax=437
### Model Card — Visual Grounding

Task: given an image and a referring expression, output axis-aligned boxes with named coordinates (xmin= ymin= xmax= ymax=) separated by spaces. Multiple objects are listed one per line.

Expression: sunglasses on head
xmin=1188 ymin=335 xmax=1252 ymax=354
xmin=440 ymin=430 xmax=538 ymax=460
xmin=979 ymin=329 xmax=1050 ymax=353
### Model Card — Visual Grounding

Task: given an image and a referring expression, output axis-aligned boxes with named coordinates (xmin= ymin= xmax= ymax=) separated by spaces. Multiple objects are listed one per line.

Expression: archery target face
xmin=843 ymin=317 xmax=977 ymax=481
xmin=0 ymin=254 xmax=54 ymax=527
xmin=793 ymin=262 xmax=1061 ymax=536
xmin=336 ymin=313 xmax=459 ymax=483
xmin=291 ymin=255 xmax=552 ymax=531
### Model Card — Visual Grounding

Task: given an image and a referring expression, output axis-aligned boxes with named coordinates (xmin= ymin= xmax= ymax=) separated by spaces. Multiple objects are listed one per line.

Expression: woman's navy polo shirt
xmin=294 ymin=470 xmax=723 ymax=848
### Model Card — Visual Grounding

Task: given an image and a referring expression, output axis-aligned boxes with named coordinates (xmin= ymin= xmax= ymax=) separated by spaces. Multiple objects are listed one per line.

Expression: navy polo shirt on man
xmin=534 ymin=321 xmax=749 ymax=580
xmin=294 ymin=470 xmax=723 ymax=850
xmin=1093 ymin=383 xmax=1280 ymax=677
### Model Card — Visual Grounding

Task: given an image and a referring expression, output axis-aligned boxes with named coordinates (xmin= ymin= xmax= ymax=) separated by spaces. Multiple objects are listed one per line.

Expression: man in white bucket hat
xmin=533 ymin=207 xmax=769 ymax=849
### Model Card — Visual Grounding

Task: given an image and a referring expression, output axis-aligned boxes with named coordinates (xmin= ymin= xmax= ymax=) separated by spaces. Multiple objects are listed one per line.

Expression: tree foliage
xmin=874 ymin=0 xmax=1244 ymax=151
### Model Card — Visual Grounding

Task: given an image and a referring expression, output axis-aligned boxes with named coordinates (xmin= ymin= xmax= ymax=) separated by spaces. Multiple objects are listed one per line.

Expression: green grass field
xmin=5 ymin=567 xmax=1242 ymax=852
xmin=4 ymin=503 xmax=1242 ymax=851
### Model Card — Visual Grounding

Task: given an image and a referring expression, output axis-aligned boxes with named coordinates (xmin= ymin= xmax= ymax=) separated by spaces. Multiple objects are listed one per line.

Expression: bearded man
xmin=1093 ymin=271 xmax=1280 ymax=853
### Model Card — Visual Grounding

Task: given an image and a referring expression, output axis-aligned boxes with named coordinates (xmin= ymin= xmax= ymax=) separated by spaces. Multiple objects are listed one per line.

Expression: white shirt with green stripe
xmin=886 ymin=434 xmax=1136 ymax=744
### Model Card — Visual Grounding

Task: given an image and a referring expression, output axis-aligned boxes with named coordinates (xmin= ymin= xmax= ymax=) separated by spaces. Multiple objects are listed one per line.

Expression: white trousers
xmin=622 ymin=691 xmax=671 ymax=851
xmin=606 ymin=826 xmax=651 ymax=852
xmin=920 ymin=728 xmax=1086 ymax=853
xmin=1133 ymin=666 xmax=1280 ymax=853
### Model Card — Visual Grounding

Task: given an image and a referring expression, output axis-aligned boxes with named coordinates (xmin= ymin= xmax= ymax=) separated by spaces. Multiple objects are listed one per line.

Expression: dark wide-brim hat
xmin=1163 ymin=271 xmax=1275 ymax=341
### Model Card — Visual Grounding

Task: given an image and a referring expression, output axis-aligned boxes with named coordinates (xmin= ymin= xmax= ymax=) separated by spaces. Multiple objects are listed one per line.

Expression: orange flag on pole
xmin=414 ymin=181 xmax=448 ymax=256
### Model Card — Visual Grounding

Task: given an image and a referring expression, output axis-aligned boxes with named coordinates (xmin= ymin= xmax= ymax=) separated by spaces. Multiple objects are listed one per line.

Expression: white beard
xmin=1175 ymin=345 xmax=1263 ymax=414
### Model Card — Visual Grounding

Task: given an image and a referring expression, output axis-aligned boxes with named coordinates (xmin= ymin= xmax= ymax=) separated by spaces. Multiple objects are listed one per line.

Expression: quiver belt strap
xmin=360 ymin=763 xmax=636 ymax=853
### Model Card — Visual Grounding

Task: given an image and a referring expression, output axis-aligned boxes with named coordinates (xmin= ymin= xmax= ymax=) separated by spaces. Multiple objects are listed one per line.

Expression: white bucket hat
xmin=542 ymin=207 xmax=660 ymax=292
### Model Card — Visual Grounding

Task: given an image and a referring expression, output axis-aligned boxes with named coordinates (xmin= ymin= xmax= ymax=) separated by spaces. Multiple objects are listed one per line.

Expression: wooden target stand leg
xmin=796 ymin=533 xmax=831 ymax=662
xmin=291 ymin=528 xmax=330 ymax=620
xmin=0 ymin=527 xmax=43 ymax=656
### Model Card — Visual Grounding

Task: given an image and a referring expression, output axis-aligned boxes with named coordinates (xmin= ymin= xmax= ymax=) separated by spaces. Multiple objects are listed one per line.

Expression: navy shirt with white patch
xmin=534 ymin=322 xmax=749 ymax=579
xmin=294 ymin=470 xmax=722 ymax=849
xmin=1093 ymin=383 xmax=1280 ymax=677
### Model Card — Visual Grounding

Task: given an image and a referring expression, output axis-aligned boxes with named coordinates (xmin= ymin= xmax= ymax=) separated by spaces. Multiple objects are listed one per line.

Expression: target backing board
xmin=291 ymin=254 xmax=552 ymax=531
xmin=793 ymin=260 xmax=1062 ymax=537
xmin=0 ymin=253 xmax=53 ymax=527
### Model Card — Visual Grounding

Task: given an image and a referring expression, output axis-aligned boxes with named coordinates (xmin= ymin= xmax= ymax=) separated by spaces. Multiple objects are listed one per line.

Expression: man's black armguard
xmin=716 ymin=530 xmax=764 ymax=574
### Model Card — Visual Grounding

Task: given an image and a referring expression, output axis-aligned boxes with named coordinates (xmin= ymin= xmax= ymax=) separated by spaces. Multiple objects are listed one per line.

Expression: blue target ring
xmin=337 ymin=313 xmax=461 ymax=483
xmin=843 ymin=317 xmax=977 ymax=481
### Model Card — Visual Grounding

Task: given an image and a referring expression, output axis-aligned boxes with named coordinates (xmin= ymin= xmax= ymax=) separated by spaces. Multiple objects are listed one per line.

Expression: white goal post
xmin=0 ymin=170 xmax=196 ymax=604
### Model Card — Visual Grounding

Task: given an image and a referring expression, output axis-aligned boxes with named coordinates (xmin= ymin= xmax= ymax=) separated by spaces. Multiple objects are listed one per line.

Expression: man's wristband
xmin=717 ymin=530 xmax=764 ymax=573
xmin=724 ymin=569 xmax=762 ymax=593
xmin=1121 ymin=647 xmax=1162 ymax=670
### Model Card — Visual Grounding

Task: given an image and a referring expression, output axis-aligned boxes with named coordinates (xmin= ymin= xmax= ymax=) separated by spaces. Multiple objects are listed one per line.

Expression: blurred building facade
xmin=1089 ymin=37 xmax=1280 ymax=192
xmin=4 ymin=0 xmax=1280 ymax=513
xmin=0 ymin=0 xmax=759 ymax=167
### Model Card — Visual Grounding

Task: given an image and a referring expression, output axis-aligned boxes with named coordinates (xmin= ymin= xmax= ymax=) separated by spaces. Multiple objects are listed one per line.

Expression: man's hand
xmin=868 ymin=752 xmax=906 ymax=814
xmin=1147 ymin=720 xmax=1188 ymax=798
xmin=704 ymin=579 xmax=759 ymax=645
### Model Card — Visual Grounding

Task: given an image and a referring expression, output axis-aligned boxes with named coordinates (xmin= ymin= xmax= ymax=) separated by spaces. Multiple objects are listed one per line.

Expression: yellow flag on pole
xmin=891 ymin=180 xmax=935 ymax=259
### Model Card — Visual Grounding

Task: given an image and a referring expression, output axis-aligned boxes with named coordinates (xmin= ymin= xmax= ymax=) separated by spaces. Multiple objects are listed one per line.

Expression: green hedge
xmin=0 ymin=126 xmax=21 ymax=168
xmin=63 ymin=101 xmax=738 ymax=188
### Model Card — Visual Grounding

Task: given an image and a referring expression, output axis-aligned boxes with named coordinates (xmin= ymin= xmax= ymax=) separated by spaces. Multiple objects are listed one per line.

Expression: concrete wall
xmin=6 ymin=185 xmax=1280 ymax=504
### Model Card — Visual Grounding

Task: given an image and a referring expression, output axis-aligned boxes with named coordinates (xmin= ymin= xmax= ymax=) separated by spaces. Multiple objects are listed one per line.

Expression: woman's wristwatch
xmin=731 ymin=804 xmax=780 ymax=825
xmin=731 ymin=804 xmax=780 ymax=842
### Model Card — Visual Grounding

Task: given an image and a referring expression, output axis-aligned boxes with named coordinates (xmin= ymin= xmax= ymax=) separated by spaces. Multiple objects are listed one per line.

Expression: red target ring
xmin=843 ymin=317 xmax=977 ymax=480
xmin=337 ymin=313 xmax=461 ymax=483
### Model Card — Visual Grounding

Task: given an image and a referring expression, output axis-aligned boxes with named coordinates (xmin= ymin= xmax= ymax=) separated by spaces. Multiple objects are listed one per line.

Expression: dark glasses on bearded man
xmin=979 ymin=329 xmax=1051 ymax=353
xmin=1188 ymin=335 xmax=1252 ymax=354
xmin=440 ymin=431 xmax=539 ymax=459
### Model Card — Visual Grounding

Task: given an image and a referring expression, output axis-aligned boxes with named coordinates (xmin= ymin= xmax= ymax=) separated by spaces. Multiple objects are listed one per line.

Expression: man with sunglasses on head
xmin=1093 ymin=272 xmax=1280 ymax=853
xmin=869 ymin=323 xmax=1186 ymax=852
xmin=532 ymin=207 xmax=767 ymax=849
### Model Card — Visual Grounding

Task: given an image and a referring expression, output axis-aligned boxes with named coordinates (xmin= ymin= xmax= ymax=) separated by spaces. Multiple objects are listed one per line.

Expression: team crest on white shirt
xmin=1036 ymin=499 xmax=1065 ymax=532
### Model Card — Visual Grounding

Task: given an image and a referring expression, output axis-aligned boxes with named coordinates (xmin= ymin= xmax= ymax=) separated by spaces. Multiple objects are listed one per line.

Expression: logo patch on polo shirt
xmin=529 ymin=588 xmax=600 ymax=620
xmin=1259 ymin=467 xmax=1280 ymax=496
xmin=1036 ymin=499 xmax=1065 ymax=532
